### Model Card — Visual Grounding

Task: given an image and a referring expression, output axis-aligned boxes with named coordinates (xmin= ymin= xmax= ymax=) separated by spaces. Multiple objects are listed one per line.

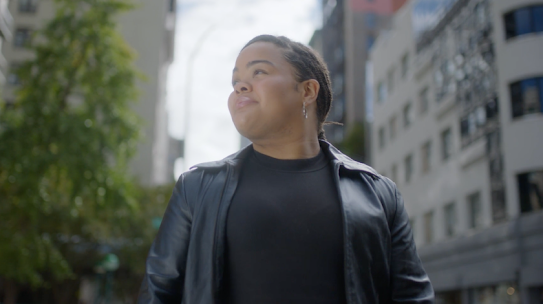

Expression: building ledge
xmin=434 ymin=93 xmax=456 ymax=120
xmin=419 ymin=211 xmax=543 ymax=289
xmin=459 ymin=138 xmax=486 ymax=169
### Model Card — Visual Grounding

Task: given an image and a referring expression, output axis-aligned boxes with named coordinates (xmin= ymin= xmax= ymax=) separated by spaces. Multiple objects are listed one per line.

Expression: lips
xmin=236 ymin=96 xmax=257 ymax=109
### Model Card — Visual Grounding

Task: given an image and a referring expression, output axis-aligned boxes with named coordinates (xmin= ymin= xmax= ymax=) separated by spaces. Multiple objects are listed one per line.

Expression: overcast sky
xmin=167 ymin=0 xmax=321 ymax=175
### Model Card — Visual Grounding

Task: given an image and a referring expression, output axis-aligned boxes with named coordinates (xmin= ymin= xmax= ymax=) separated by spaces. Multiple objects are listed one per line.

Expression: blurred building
xmin=308 ymin=28 xmax=322 ymax=56
xmin=2 ymin=0 xmax=176 ymax=186
xmin=320 ymin=0 xmax=406 ymax=161
xmin=370 ymin=0 xmax=543 ymax=302
xmin=168 ymin=137 xmax=184 ymax=181
xmin=0 ymin=0 xmax=12 ymax=85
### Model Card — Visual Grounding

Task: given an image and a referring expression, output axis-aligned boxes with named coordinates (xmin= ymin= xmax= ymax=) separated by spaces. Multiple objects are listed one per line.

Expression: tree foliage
xmin=0 ymin=0 xmax=145 ymax=290
xmin=338 ymin=122 xmax=366 ymax=162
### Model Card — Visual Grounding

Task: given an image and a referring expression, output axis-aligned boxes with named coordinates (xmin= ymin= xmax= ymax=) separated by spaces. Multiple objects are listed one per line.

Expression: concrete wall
xmin=370 ymin=0 xmax=543 ymax=300
xmin=491 ymin=0 xmax=543 ymax=219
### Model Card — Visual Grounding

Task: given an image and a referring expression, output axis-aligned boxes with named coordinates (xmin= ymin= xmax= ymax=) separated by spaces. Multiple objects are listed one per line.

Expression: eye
xmin=253 ymin=69 xmax=266 ymax=76
xmin=232 ymin=79 xmax=238 ymax=87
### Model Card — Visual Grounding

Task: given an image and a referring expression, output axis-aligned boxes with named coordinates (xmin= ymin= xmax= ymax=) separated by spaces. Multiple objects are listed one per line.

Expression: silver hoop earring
xmin=302 ymin=102 xmax=308 ymax=119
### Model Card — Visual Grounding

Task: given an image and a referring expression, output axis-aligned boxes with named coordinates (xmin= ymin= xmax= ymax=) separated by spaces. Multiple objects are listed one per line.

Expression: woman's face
xmin=228 ymin=42 xmax=304 ymax=142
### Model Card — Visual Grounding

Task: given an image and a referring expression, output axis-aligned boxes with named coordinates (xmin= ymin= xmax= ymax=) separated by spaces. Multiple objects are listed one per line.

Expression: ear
xmin=301 ymin=79 xmax=320 ymax=106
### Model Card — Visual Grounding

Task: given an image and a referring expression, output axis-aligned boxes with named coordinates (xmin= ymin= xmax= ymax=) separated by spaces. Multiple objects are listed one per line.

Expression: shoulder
xmin=337 ymin=156 xmax=400 ymax=221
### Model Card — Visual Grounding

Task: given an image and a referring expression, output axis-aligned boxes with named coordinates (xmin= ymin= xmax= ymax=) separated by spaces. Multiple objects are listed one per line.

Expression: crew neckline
xmin=251 ymin=149 xmax=328 ymax=172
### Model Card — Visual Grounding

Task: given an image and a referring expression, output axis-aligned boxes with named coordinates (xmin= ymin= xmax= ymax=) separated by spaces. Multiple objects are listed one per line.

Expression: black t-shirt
xmin=222 ymin=148 xmax=346 ymax=304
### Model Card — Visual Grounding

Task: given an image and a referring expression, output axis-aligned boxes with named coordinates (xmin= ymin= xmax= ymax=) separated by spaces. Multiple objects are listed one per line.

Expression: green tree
xmin=0 ymin=0 xmax=143 ymax=302
xmin=338 ymin=122 xmax=366 ymax=162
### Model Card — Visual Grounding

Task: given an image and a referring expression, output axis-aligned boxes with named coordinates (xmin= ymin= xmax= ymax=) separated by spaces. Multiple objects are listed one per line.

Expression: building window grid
xmin=421 ymin=141 xmax=431 ymax=174
xmin=18 ymin=0 xmax=38 ymax=13
xmin=468 ymin=192 xmax=483 ymax=229
xmin=403 ymin=102 xmax=413 ymax=128
xmin=419 ymin=87 xmax=429 ymax=114
xmin=378 ymin=126 xmax=385 ymax=150
xmin=387 ymin=67 xmax=395 ymax=94
xmin=7 ymin=64 xmax=21 ymax=85
xmin=517 ymin=170 xmax=543 ymax=214
xmin=504 ymin=5 xmax=543 ymax=39
xmin=389 ymin=115 xmax=397 ymax=140
xmin=404 ymin=153 xmax=413 ymax=184
xmin=14 ymin=28 xmax=31 ymax=48
xmin=168 ymin=0 xmax=175 ymax=12
xmin=444 ymin=202 xmax=457 ymax=237
xmin=401 ymin=53 xmax=409 ymax=79
xmin=510 ymin=76 xmax=543 ymax=119
xmin=377 ymin=81 xmax=387 ymax=103
xmin=441 ymin=128 xmax=453 ymax=161
xmin=424 ymin=210 xmax=434 ymax=244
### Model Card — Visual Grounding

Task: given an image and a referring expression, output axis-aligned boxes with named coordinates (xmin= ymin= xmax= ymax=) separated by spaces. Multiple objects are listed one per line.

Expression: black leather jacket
xmin=138 ymin=141 xmax=434 ymax=304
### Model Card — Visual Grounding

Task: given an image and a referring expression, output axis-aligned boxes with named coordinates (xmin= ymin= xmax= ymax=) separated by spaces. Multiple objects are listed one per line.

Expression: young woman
xmin=138 ymin=35 xmax=434 ymax=304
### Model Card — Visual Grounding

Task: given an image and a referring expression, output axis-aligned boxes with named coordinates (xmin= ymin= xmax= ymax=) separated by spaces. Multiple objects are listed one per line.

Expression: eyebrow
xmin=232 ymin=60 xmax=275 ymax=73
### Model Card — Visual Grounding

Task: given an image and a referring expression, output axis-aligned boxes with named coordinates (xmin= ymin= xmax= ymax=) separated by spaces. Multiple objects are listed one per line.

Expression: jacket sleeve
xmin=138 ymin=174 xmax=192 ymax=303
xmin=390 ymin=186 xmax=435 ymax=303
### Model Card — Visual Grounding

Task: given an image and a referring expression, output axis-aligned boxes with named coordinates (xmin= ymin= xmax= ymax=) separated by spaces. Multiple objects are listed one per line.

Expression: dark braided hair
xmin=242 ymin=35 xmax=333 ymax=140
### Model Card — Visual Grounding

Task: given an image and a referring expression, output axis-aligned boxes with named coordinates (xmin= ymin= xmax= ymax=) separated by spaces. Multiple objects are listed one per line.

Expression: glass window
xmin=377 ymin=81 xmax=387 ymax=103
xmin=421 ymin=141 xmax=431 ymax=174
xmin=387 ymin=68 xmax=395 ymax=94
xmin=389 ymin=115 xmax=397 ymax=140
xmin=518 ymin=170 xmax=543 ymax=214
xmin=404 ymin=154 xmax=413 ymax=183
xmin=391 ymin=164 xmax=398 ymax=184
xmin=419 ymin=87 xmax=429 ymax=114
xmin=378 ymin=126 xmax=385 ymax=150
xmin=510 ymin=76 xmax=543 ymax=118
xmin=424 ymin=211 xmax=433 ymax=244
xmin=504 ymin=11 xmax=516 ymax=39
xmin=401 ymin=53 xmax=409 ymax=79
xmin=534 ymin=6 xmax=543 ymax=32
xmin=468 ymin=192 xmax=483 ymax=229
xmin=403 ymin=102 xmax=413 ymax=127
xmin=18 ymin=0 xmax=38 ymax=13
xmin=504 ymin=5 xmax=543 ymax=39
xmin=7 ymin=64 xmax=20 ymax=85
xmin=444 ymin=202 xmax=456 ymax=237
xmin=14 ymin=28 xmax=31 ymax=47
xmin=515 ymin=8 xmax=532 ymax=36
xmin=441 ymin=128 xmax=453 ymax=161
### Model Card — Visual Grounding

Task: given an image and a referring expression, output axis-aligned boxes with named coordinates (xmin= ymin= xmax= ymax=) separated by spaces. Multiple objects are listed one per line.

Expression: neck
xmin=252 ymin=135 xmax=321 ymax=160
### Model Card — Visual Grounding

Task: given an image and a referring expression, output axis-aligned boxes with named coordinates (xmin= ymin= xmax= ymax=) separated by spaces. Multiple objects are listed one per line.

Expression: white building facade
xmin=2 ymin=0 xmax=176 ymax=186
xmin=370 ymin=0 xmax=543 ymax=303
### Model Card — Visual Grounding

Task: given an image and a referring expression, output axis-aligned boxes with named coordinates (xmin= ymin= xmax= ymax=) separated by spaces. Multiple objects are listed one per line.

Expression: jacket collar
xmin=191 ymin=140 xmax=379 ymax=177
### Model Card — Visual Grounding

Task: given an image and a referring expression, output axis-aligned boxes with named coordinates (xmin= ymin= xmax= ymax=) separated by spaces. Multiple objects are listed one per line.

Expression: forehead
xmin=235 ymin=42 xmax=287 ymax=68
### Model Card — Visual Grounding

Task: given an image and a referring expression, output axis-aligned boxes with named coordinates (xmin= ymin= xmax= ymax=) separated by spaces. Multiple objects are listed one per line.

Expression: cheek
xmin=258 ymin=81 xmax=297 ymax=115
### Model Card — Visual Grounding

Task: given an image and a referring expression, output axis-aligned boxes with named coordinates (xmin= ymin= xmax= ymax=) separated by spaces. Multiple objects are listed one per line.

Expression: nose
xmin=234 ymin=81 xmax=251 ymax=94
